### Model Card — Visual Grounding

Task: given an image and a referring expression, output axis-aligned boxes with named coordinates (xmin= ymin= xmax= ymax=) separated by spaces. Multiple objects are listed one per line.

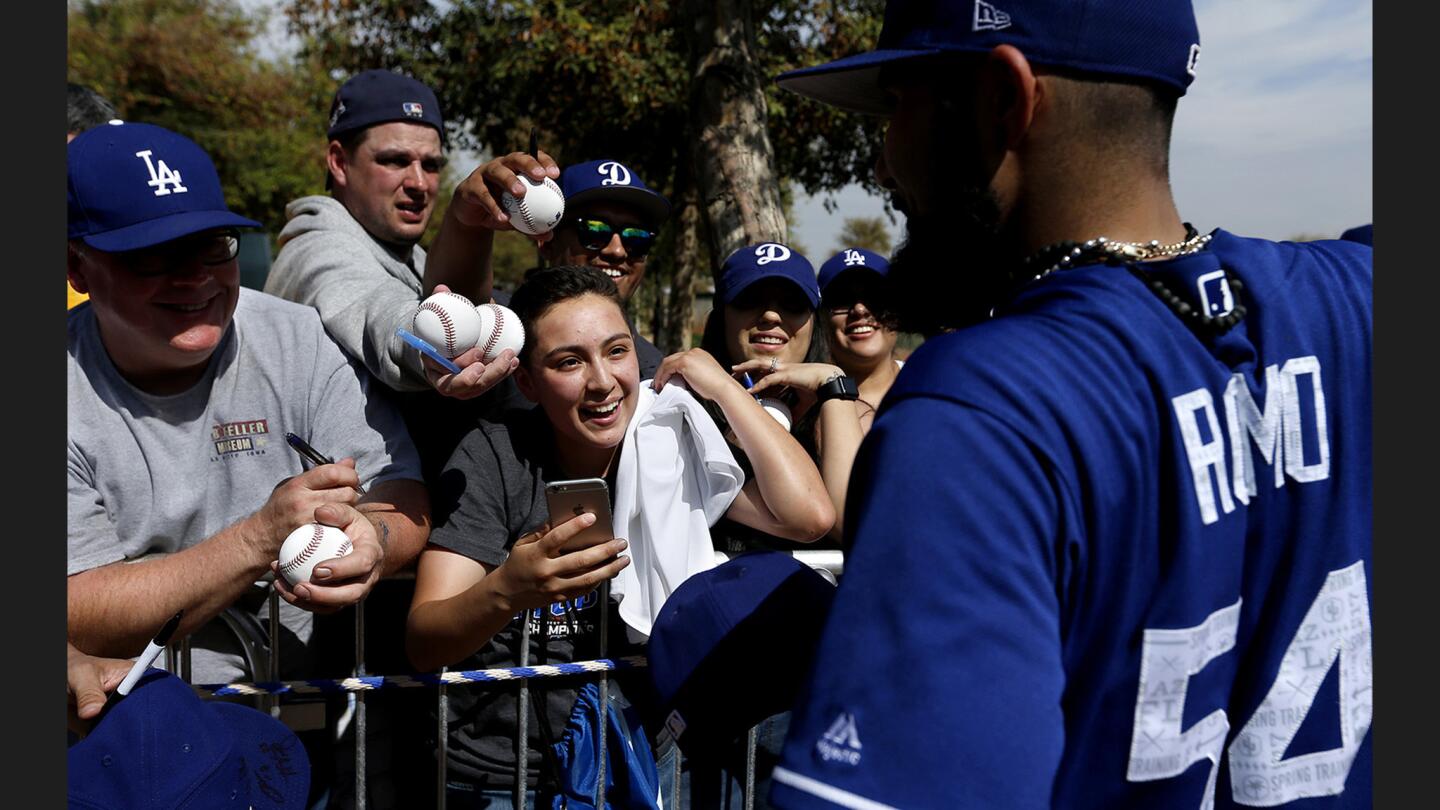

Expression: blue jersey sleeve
xmin=772 ymin=394 xmax=1072 ymax=809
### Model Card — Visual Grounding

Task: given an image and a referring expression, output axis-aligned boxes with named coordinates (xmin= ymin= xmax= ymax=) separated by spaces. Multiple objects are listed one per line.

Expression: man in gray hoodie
xmin=266 ymin=70 xmax=540 ymax=480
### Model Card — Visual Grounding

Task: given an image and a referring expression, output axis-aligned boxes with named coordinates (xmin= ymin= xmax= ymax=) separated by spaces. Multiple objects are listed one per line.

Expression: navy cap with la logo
xmin=817 ymin=247 xmax=891 ymax=297
xmin=67 ymin=121 xmax=260 ymax=252
xmin=326 ymin=69 xmax=446 ymax=145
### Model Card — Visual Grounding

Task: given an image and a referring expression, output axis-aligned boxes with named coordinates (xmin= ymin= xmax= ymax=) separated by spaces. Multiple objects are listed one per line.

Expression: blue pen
xmin=397 ymin=328 xmax=463 ymax=375
xmin=741 ymin=372 xmax=755 ymax=390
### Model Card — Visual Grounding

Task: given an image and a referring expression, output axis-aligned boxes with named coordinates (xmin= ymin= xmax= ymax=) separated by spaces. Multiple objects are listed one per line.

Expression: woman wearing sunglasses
xmin=540 ymin=159 xmax=670 ymax=377
xmin=407 ymin=266 xmax=831 ymax=807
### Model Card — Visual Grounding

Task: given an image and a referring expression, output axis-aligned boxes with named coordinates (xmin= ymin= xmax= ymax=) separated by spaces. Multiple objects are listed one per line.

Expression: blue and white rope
xmin=196 ymin=655 xmax=649 ymax=697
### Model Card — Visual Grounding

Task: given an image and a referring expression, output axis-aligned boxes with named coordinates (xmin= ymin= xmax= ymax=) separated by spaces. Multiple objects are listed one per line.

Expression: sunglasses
xmin=569 ymin=218 xmax=657 ymax=259
xmin=107 ymin=229 xmax=242 ymax=278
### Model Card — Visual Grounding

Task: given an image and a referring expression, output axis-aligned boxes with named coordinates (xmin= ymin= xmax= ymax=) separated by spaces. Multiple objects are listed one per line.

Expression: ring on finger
xmin=769 ymin=357 xmax=779 ymax=372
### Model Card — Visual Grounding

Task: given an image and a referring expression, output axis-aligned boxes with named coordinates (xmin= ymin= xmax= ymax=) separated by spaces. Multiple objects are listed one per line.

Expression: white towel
xmin=610 ymin=382 xmax=745 ymax=639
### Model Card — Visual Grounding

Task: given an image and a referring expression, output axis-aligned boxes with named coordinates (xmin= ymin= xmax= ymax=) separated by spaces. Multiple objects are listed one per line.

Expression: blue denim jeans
xmin=443 ymin=781 xmax=539 ymax=810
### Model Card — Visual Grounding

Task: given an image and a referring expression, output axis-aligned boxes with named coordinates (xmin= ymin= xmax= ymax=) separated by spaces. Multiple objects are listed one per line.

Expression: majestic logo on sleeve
xmin=211 ymin=419 xmax=270 ymax=459
xmin=598 ymin=161 xmax=633 ymax=186
xmin=816 ymin=712 xmax=863 ymax=765
xmin=135 ymin=149 xmax=188 ymax=197
xmin=755 ymin=243 xmax=792 ymax=265
xmin=973 ymin=1 xmax=1012 ymax=31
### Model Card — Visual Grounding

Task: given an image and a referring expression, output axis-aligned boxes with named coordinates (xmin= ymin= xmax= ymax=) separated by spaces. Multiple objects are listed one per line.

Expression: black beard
xmin=888 ymin=186 xmax=1010 ymax=336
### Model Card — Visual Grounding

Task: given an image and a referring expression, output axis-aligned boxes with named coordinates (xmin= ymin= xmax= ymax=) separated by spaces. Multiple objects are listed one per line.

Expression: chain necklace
xmin=1010 ymin=223 xmax=1247 ymax=335
xmin=1018 ymin=223 xmax=1211 ymax=282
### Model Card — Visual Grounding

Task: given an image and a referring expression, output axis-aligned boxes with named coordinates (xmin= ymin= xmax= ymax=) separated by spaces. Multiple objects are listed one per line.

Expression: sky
xmin=243 ymin=0 xmax=1372 ymax=253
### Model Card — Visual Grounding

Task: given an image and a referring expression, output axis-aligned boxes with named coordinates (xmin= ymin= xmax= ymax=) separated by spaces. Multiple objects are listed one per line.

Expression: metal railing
xmin=175 ymin=550 xmax=843 ymax=809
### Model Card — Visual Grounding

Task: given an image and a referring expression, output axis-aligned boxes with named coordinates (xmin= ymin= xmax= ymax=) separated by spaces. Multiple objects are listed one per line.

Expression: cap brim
xmin=776 ymin=49 xmax=946 ymax=115
xmin=721 ymin=272 xmax=820 ymax=310
xmin=209 ymin=702 xmax=311 ymax=810
xmin=819 ymin=264 xmax=888 ymax=296
xmin=566 ymin=185 xmax=671 ymax=227
xmin=81 ymin=210 xmax=262 ymax=252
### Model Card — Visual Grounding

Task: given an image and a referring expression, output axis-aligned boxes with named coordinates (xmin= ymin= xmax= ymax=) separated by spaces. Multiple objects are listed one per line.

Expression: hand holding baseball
xmin=419 ymin=284 xmax=521 ymax=399
xmin=448 ymin=150 xmax=560 ymax=242
xmin=252 ymin=458 xmax=361 ymax=558
xmin=486 ymin=512 xmax=631 ymax=613
xmin=270 ymin=503 xmax=386 ymax=614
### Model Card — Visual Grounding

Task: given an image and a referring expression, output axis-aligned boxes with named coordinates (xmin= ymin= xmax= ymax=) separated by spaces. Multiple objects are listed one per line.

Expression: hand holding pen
xmin=285 ymin=433 xmax=366 ymax=496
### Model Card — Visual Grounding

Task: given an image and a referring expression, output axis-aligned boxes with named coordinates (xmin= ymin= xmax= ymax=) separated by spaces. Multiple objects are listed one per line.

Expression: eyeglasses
xmin=108 ymin=229 xmax=242 ymax=277
xmin=568 ymin=218 xmax=657 ymax=259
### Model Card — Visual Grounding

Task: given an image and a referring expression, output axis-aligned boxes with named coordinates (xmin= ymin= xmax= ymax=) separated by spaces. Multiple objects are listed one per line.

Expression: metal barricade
xmin=177 ymin=549 xmax=843 ymax=809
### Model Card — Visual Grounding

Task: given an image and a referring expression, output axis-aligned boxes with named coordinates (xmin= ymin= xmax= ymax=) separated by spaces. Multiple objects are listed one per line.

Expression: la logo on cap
xmin=598 ymin=161 xmax=633 ymax=186
xmin=135 ymin=149 xmax=187 ymax=197
xmin=842 ymin=249 xmax=866 ymax=267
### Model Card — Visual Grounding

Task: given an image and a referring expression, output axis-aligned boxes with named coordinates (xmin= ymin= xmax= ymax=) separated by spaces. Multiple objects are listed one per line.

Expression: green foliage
xmin=69 ymin=0 xmax=334 ymax=237
xmin=835 ymin=215 xmax=892 ymax=255
xmin=286 ymin=1 xmax=885 ymax=198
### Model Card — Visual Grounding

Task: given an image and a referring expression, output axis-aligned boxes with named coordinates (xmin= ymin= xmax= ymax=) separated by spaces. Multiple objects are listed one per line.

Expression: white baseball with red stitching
xmin=499 ymin=177 xmax=566 ymax=236
xmin=277 ymin=523 xmax=353 ymax=587
xmin=412 ymin=291 xmax=484 ymax=359
xmin=474 ymin=303 xmax=527 ymax=363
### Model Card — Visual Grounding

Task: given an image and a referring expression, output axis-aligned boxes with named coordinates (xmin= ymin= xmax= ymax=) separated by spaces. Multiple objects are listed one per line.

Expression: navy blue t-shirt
xmin=771 ymin=231 xmax=1372 ymax=809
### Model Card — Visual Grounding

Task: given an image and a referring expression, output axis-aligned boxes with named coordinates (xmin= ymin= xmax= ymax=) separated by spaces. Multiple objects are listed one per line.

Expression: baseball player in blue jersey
xmin=769 ymin=2 xmax=1373 ymax=808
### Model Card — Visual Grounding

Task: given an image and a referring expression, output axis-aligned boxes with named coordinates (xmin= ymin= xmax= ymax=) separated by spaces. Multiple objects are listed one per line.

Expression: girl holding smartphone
xmin=406 ymin=266 xmax=830 ymax=806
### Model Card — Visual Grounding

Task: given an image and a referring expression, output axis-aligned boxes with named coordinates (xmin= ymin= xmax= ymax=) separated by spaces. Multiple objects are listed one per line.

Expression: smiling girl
xmin=406 ymin=266 xmax=830 ymax=804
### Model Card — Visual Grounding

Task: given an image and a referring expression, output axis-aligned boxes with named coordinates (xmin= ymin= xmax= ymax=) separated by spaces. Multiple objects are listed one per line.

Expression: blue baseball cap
xmin=645 ymin=552 xmax=836 ymax=758
xmin=327 ymin=69 xmax=446 ymax=144
xmin=68 ymin=122 xmax=262 ymax=252
xmin=1339 ymin=224 xmax=1373 ymax=246
xmin=68 ymin=670 xmax=309 ymax=809
xmin=817 ymin=247 xmax=891 ymax=297
xmin=559 ymin=159 xmax=671 ymax=226
xmin=777 ymin=0 xmax=1202 ymax=115
xmin=716 ymin=243 xmax=820 ymax=310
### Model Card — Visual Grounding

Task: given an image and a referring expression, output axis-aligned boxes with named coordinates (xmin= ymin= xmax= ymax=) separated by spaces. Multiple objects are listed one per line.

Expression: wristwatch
xmin=816 ymin=373 xmax=859 ymax=403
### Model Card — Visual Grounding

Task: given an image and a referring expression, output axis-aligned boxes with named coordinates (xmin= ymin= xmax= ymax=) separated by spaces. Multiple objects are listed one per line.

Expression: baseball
xmin=500 ymin=177 xmax=566 ymax=236
xmin=756 ymin=397 xmax=792 ymax=432
xmin=413 ymin=291 xmax=483 ymax=359
xmin=474 ymin=302 xmax=526 ymax=363
xmin=277 ymin=523 xmax=353 ymax=587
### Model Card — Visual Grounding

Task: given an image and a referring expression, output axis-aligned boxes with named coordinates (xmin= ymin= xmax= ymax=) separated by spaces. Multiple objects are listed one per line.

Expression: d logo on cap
xmin=598 ymin=161 xmax=632 ymax=187
xmin=755 ymin=243 xmax=791 ymax=265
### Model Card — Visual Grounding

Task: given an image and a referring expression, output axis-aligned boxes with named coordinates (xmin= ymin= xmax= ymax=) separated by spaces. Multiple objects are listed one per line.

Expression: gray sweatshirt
xmin=266 ymin=195 xmax=430 ymax=392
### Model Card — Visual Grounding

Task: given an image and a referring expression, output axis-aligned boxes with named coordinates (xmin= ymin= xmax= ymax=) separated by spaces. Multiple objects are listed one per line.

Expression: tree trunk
xmin=660 ymin=178 xmax=706 ymax=352
xmin=682 ymin=0 xmax=788 ymax=266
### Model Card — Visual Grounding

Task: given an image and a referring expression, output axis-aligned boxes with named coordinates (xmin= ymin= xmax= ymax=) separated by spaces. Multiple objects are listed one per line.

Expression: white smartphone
xmin=544 ymin=478 xmax=616 ymax=553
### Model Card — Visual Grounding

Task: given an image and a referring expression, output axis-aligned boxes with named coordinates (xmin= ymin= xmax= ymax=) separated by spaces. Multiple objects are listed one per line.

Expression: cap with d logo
xmin=715 ymin=243 xmax=820 ymax=309
xmin=559 ymin=159 xmax=671 ymax=227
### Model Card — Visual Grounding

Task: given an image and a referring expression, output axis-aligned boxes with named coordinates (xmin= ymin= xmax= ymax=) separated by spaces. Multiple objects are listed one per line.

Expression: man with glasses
xmin=429 ymin=156 xmax=671 ymax=377
xmin=544 ymin=159 xmax=670 ymax=375
xmin=67 ymin=122 xmax=429 ymax=690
